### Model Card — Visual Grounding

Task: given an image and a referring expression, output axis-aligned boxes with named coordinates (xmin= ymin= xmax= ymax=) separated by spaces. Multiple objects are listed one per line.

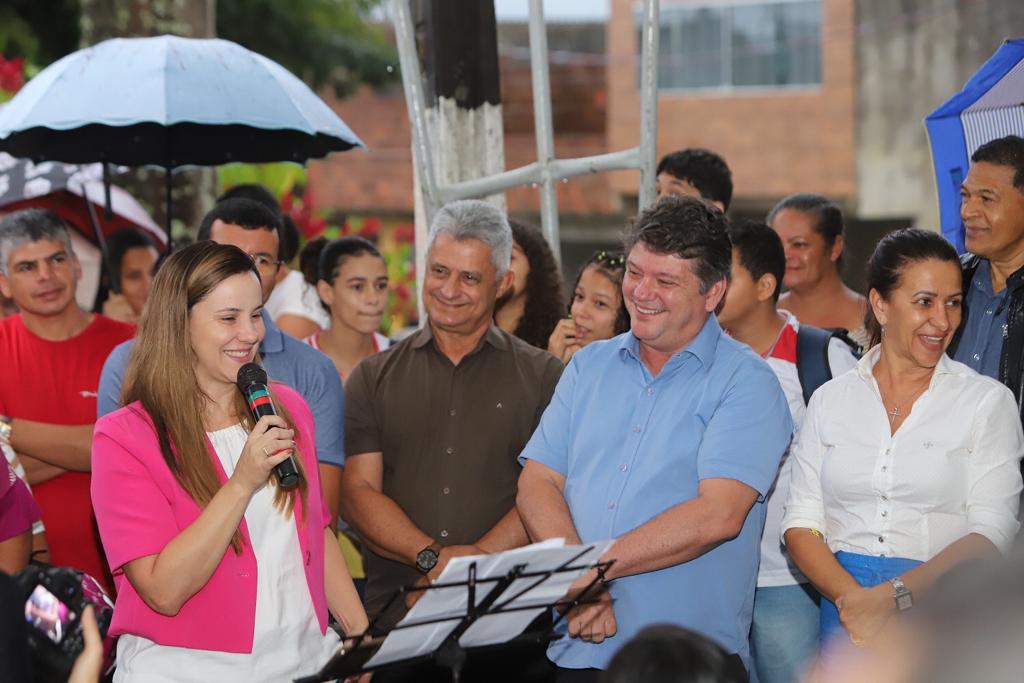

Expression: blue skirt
xmin=819 ymin=550 xmax=922 ymax=644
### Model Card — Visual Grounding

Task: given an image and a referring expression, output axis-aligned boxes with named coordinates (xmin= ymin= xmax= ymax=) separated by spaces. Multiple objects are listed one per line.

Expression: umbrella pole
xmin=165 ymin=168 xmax=173 ymax=254
xmin=102 ymin=162 xmax=113 ymax=220
xmin=82 ymin=191 xmax=119 ymax=294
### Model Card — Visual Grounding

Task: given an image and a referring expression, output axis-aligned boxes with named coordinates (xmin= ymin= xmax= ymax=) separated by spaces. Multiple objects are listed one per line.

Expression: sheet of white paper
xmin=365 ymin=538 xmax=614 ymax=669
xmin=458 ymin=539 xmax=614 ymax=648
xmin=364 ymin=549 xmax=505 ymax=667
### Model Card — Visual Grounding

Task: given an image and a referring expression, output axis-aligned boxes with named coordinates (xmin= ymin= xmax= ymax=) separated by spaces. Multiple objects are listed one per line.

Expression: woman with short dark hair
xmin=768 ymin=194 xmax=869 ymax=349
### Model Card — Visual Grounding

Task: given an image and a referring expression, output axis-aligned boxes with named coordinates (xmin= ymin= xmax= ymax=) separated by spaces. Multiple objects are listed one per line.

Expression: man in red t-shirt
xmin=0 ymin=209 xmax=135 ymax=593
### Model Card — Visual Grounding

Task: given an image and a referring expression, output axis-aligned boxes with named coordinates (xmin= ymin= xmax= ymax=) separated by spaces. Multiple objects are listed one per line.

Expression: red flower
xmin=393 ymin=223 xmax=415 ymax=243
xmin=360 ymin=217 xmax=381 ymax=237
xmin=0 ymin=56 xmax=25 ymax=94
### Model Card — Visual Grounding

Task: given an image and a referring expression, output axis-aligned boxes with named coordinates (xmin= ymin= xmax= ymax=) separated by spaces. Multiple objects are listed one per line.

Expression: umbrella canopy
xmin=0 ymin=152 xmax=102 ymax=204
xmin=0 ymin=153 xmax=165 ymax=248
xmin=3 ymin=181 xmax=167 ymax=249
xmin=925 ymin=38 xmax=1024 ymax=252
xmin=0 ymin=35 xmax=365 ymax=168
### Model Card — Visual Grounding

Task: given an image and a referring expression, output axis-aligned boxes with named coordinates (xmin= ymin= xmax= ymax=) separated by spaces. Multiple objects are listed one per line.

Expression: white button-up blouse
xmin=782 ymin=346 xmax=1024 ymax=559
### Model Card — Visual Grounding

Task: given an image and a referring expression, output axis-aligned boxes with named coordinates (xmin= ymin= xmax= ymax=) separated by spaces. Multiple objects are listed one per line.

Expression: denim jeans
xmin=819 ymin=551 xmax=922 ymax=645
xmin=750 ymin=583 xmax=820 ymax=683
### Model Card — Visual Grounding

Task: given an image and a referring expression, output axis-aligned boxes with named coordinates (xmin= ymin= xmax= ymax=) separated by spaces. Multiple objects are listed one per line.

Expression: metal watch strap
xmin=890 ymin=576 xmax=913 ymax=611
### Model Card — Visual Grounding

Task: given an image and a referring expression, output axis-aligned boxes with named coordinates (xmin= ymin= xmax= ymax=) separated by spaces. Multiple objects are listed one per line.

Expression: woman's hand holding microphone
xmin=231 ymin=415 xmax=295 ymax=494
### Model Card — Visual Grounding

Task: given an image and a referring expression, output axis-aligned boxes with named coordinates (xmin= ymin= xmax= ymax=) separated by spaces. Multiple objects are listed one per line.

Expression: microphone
xmin=236 ymin=363 xmax=300 ymax=490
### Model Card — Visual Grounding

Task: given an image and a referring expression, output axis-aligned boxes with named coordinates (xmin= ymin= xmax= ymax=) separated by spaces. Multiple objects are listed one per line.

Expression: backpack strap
xmin=795 ymin=325 xmax=863 ymax=404
xmin=796 ymin=325 xmax=834 ymax=405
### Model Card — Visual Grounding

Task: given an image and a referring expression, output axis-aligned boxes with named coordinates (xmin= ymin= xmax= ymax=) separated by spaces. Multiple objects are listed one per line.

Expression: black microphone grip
xmin=236 ymin=363 xmax=300 ymax=490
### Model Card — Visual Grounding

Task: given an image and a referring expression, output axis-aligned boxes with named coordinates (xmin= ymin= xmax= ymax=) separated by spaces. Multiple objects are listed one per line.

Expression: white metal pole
xmin=527 ymin=0 xmax=561 ymax=263
xmin=638 ymin=0 xmax=660 ymax=212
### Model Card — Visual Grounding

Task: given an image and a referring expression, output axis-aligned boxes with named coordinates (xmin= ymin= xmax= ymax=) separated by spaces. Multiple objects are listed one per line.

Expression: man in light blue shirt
xmin=517 ymin=196 xmax=792 ymax=680
xmin=97 ymin=198 xmax=346 ymax=516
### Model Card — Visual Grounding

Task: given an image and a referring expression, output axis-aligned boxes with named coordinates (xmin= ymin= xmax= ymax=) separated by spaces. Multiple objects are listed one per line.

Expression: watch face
xmin=416 ymin=548 xmax=439 ymax=572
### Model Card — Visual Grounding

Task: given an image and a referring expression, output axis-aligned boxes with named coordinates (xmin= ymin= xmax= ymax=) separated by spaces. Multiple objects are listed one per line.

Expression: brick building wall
xmin=606 ymin=0 xmax=857 ymax=213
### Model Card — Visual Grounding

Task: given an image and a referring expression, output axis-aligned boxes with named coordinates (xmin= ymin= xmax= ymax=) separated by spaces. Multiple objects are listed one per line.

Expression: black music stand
xmin=295 ymin=544 xmax=613 ymax=683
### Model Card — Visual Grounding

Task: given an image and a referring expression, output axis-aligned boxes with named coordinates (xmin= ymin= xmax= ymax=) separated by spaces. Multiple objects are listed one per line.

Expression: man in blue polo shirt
xmin=517 ymin=196 xmax=792 ymax=681
xmin=97 ymin=198 xmax=346 ymax=517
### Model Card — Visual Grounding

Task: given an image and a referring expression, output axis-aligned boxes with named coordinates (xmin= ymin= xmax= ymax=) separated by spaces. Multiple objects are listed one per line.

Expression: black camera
xmin=14 ymin=564 xmax=114 ymax=682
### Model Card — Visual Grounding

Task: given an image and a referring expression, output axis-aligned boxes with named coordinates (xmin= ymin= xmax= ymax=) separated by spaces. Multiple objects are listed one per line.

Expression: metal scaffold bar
xmin=527 ymin=0 xmax=560 ymax=259
xmin=393 ymin=0 xmax=660 ymax=266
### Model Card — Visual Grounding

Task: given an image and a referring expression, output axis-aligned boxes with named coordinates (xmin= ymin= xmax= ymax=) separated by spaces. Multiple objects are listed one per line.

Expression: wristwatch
xmin=890 ymin=576 xmax=913 ymax=611
xmin=415 ymin=543 xmax=441 ymax=574
xmin=0 ymin=415 xmax=11 ymax=446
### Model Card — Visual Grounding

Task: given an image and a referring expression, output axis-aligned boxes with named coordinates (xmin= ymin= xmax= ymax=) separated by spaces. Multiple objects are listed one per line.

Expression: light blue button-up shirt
xmin=520 ymin=314 xmax=792 ymax=671
xmin=97 ymin=310 xmax=346 ymax=467
xmin=953 ymin=259 xmax=1008 ymax=380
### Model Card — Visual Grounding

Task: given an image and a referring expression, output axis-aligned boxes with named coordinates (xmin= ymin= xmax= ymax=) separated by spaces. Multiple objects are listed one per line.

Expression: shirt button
xmin=878 ymin=536 xmax=885 ymax=543
xmin=881 ymin=495 xmax=888 ymax=501
xmin=973 ymin=353 xmax=981 ymax=361
xmin=646 ymin=387 xmax=654 ymax=396
xmin=881 ymin=511 xmax=887 ymax=517
xmin=449 ymin=409 xmax=456 ymax=417
xmin=608 ymin=501 xmax=616 ymax=509
xmin=440 ymin=529 xmax=449 ymax=538
xmin=632 ymin=425 xmax=642 ymax=433
xmin=620 ymin=464 xmax=628 ymax=472
xmin=882 ymin=466 xmax=888 ymax=472
xmin=239 ymin=571 xmax=250 ymax=578
xmin=884 ymin=448 xmax=891 ymax=456
xmin=445 ymin=447 xmax=453 ymax=455
xmin=443 ymin=487 xmax=450 ymax=495
xmin=986 ymin=309 xmax=993 ymax=315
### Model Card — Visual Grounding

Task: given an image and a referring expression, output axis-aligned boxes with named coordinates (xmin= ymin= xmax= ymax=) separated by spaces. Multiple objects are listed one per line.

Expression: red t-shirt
xmin=0 ymin=313 xmax=135 ymax=592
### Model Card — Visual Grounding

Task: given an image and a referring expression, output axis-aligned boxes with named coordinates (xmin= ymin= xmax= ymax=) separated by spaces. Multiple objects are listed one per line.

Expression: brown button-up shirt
xmin=344 ymin=324 xmax=563 ymax=629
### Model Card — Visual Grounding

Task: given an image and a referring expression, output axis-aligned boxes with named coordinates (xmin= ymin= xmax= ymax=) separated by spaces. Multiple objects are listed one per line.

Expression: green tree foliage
xmin=0 ymin=0 xmax=79 ymax=66
xmin=1 ymin=0 xmax=395 ymax=96
xmin=217 ymin=0 xmax=398 ymax=97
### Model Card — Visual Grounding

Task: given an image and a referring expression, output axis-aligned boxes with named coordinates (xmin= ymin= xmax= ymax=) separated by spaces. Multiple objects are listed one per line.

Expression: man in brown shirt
xmin=341 ymin=200 xmax=563 ymax=643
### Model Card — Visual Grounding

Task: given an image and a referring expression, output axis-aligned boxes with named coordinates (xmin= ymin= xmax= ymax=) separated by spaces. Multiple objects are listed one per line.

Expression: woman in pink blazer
xmin=91 ymin=242 xmax=368 ymax=682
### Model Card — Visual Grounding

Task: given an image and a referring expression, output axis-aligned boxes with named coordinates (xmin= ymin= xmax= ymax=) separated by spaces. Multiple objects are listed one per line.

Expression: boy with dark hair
xmin=717 ymin=220 xmax=857 ymax=683
xmin=655 ymin=148 xmax=733 ymax=212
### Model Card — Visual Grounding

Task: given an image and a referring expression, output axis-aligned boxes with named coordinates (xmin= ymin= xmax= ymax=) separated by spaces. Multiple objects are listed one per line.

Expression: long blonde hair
xmin=122 ymin=242 xmax=308 ymax=552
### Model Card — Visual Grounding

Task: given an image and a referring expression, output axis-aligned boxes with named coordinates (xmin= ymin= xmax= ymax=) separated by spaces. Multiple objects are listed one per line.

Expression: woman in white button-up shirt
xmin=783 ymin=229 xmax=1023 ymax=648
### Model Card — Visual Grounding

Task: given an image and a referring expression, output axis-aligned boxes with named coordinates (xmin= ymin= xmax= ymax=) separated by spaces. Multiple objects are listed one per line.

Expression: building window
xmin=654 ymin=0 xmax=822 ymax=91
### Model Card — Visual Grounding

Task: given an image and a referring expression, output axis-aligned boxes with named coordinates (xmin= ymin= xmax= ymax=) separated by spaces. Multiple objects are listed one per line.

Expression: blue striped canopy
xmin=925 ymin=38 xmax=1024 ymax=253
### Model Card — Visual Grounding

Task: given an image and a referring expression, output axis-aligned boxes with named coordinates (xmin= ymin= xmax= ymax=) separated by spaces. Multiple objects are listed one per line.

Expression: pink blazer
xmin=91 ymin=383 xmax=331 ymax=653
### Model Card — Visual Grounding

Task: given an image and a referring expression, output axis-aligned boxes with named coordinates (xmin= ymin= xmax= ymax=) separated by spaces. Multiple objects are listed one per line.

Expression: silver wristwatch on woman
xmin=890 ymin=576 xmax=913 ymax=611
